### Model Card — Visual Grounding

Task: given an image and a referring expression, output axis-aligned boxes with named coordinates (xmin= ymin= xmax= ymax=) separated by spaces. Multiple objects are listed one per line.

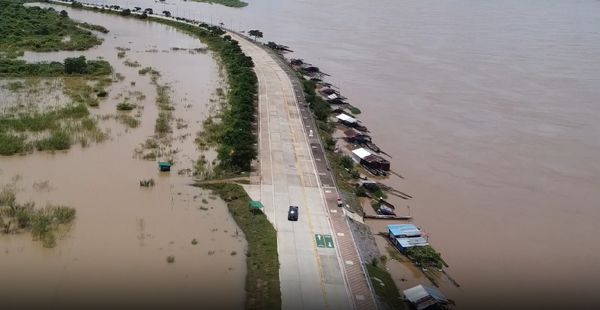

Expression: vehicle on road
xmin=288 ymin=206 xmax=299 ymax=221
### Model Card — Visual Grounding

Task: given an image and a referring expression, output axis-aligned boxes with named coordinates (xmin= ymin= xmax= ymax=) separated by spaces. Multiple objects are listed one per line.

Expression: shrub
xmin=51 ymin=206 xmax=76 ymax=224
xmin=340 ymin=155 xmax=354 ymax=170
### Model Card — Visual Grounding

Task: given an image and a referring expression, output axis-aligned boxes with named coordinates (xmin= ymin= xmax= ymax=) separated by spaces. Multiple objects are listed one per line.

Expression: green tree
xmin=248 ymin=29 xmax=263 ymax=41
xmin=340 ymin=155 xmax=354 ymax=170
xmin=60 ymin=10 xmax=68 ymax=18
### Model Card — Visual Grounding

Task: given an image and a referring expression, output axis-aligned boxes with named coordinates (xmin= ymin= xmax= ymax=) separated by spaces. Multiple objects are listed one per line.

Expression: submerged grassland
xmin=0 ymin=184 xmax=76 ymax=248
xmin=0 ymin=0 xmax=104 ymax=56
xmin=0 ymin=1 xmax=113 ymax=156
xmin=0 ymin=56 xmax=113 ymax=155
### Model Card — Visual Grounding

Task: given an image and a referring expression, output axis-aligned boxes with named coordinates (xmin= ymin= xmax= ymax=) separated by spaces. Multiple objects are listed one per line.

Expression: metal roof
xmin=352 ymin=147 xmax=371 ymax=159
xmin=336 ymin=113 xmax=357 ymax=123
xmin=403 ymin=285 xmax=448 ymax=310
xmin=388 ymin=224 xmax=421 ymax=237
xmin=396 ymin=237 xmax=429 ymax=248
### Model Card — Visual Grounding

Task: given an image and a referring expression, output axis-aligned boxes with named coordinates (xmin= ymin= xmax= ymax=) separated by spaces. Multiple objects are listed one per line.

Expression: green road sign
xmin=324 ymin=235 xmax=334 ymax=248
xmin=315 ymin=234 xmax=325 ymax=248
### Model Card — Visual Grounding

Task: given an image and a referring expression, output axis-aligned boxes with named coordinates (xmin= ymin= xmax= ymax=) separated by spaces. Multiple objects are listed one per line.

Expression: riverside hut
xmin=351 ymin=148 xmax=390 ymax=172
xmin=403 ymin=285 xmax=449 ymax=310
xmin=343 ymin=129 xmax=372 ymax=144
xmin=336 ymin=113 xmax=358 ymax=126
xmin=388 ymin=224 xmax=429 ymax=253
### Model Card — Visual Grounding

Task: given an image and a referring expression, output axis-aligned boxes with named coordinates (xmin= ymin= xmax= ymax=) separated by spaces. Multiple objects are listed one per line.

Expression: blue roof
xmin=425 ymin=286 xmax=448 ymax=302
xmin=396 ymin=237 xmax=429 ymax=249
xmin=388 ymin=224 xmax=421 ymax=237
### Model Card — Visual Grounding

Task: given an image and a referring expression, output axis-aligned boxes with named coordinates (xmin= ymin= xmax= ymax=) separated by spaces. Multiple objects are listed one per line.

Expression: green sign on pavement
xmin=324 ymin=235 xmax=334 ymax=248
xmin=315 ymin=234 xmax=325 ymax=248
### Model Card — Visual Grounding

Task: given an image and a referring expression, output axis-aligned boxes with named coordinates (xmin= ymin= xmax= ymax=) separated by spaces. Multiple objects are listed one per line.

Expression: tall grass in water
xmin=0 ymin=186 xmax=76 ymax=248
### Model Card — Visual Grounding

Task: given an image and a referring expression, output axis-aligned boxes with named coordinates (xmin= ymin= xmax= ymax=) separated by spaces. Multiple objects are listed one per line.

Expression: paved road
xmin=230 ymin=34 xmax=377 ymax=310
xmin=232 ymin=35 xmax=351 ymax=310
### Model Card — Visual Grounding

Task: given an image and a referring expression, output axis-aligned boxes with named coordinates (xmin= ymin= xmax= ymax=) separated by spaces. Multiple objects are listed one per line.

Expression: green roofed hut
xmin=158 ymin=161 xmax=172 ymax=172
xmin=249 ymin=201 xmax=264 ymax=214
xmin=249 ymin=201 xmax=264 ymax=210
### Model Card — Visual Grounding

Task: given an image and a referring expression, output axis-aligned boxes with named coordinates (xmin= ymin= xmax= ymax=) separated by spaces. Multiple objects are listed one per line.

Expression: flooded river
xmin=2 ymin=0 xmax=599 ymax=308
xmin=87 ymin=0 xmax=600 ymax=308
xmin=1 ymin=5 xmax=245 ymax=308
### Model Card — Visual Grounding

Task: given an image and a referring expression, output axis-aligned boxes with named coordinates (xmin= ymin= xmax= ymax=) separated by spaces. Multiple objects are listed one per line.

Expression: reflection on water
xmin=0 ymin=5 xmax=244 ymax=308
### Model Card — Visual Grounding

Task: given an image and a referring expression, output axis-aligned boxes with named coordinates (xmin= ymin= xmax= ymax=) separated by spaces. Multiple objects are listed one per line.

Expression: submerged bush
xmin=35 ymin=130 xmax=71 ymax=151
xmin=51 ymin=206 xmax=76 ymax=224
xmin=116 ymin=102 xmax=136 ymax=111
xmin=0 ymin=132 xmax=28 ymax=155
xmin=0 ymin=186 xmax=76 ymax=248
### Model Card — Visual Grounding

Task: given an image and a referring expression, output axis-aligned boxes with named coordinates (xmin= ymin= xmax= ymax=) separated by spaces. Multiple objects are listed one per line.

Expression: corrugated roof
xmin=336 ymin=113 xmax=357 ymax=123
xmin=352 ymin=147 xmax=371 ymax=159
xmin=404 ymin=285 xmax=430 ymax=303
xmin=403 ymin=285 xmax=448 ymax=310
xmin=396 ymin=237 xmax=429 ymax=248
xmin=425 ymin=286 xmax=448 ymax=303
xmin=388 ymin=224 xmax=421 ymax=237
xmin=404 ymin=285 xmax=438 ymax=310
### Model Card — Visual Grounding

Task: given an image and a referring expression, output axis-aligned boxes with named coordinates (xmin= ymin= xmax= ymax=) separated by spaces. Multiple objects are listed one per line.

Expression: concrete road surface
xmin=231 ymin=35 xmax=352 ymax=310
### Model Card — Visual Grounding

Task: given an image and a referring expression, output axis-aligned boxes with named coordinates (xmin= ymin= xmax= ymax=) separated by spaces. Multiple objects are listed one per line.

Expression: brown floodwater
xmin=1 ymin=5 xmax=245 ymax=309
xmin=87 ymin=0 xmax=600 ymax=308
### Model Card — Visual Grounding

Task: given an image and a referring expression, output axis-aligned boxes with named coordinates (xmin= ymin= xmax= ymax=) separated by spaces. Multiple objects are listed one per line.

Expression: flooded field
xmin=90 ymin=0 xmax=600 ymax=308
xmin=0 ymin=5 xmax=245 ymax=308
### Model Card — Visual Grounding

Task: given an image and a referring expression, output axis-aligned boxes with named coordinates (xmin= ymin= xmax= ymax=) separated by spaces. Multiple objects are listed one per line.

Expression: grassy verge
xmin=201 ymin=183 xmax=280 ymax=310
xmin=367 ymin=260 xmax=406 ymax=310
xmin=190 ymin=0 xmax=248 ymax=8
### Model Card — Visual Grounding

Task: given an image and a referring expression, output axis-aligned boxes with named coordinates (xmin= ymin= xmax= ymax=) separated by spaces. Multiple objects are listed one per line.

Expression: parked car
xmin=288 ymin=206 xmax=299 ymax=221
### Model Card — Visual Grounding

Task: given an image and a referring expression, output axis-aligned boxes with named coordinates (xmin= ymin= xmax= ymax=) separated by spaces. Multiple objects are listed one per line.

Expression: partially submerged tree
xmin=248 ymin=29 xmax=263 ymax=41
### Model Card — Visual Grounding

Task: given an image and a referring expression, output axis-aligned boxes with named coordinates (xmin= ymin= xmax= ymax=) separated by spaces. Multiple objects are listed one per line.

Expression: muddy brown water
xmin=1 ymin=5 xmax=244 ymax=309
xmin=82 ymin=0 xmax=600 ymax=308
